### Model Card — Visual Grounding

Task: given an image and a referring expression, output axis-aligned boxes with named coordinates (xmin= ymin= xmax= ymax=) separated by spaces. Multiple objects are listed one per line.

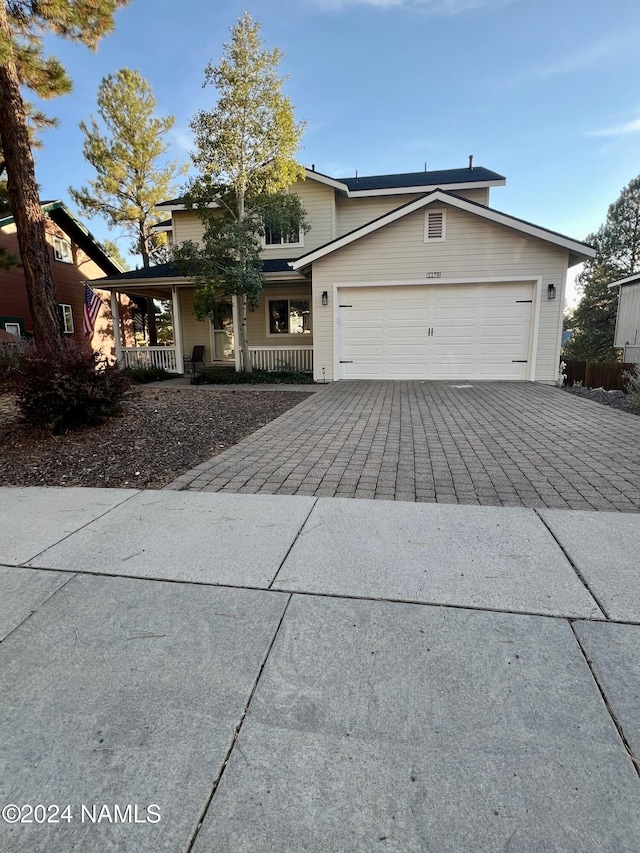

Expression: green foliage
xmin=101 ymin=239 xmax=129 ymax=271
xmin=70 ymin=68 xmax=187 ymax=267
xmin=8 ymin=344 xmax=131 ymax=433
xmin=154 ymin=301 xmax=174 ymax=345
xmin=193 ymin=367 xmax=314 ymax=385
xmin=176 ymin=13 xmax=307 ymax=370
xmin=565 ymin=174 xmax=640 ymax=362
xmin=190 ymin=12 xmax=306 ymax=199
xmin=0 ymin=245 xmax=18 ymax=270
xmin=122 ymin=365 xmax=173 ymax=384
xmin=1 ymin=1 xmax=128 ymax=99
xmin=624 ymin=366 xmax=640 ymax=406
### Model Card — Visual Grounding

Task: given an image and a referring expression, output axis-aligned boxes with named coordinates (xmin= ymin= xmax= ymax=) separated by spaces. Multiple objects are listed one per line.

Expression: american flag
xmin=83 ymin=284 xmax=102 ymax=337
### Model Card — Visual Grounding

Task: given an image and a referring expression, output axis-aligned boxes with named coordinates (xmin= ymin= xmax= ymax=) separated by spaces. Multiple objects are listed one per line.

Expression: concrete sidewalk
xmin=1 ymin=486 xmax=640 ymax=851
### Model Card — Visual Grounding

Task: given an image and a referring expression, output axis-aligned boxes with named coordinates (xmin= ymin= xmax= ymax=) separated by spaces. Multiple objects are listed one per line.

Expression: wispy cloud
xmin=588 ymin=116 xmax=640 ymax=138
xmin=530 ymin=29 xmax=640 ymax=79
xmin=311 ymin=0 xmax=502 ymax=14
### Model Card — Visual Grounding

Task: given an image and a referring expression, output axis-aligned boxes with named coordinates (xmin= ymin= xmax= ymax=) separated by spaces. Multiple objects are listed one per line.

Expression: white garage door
xmin=337 ymin=283 xmax=533 ymax=380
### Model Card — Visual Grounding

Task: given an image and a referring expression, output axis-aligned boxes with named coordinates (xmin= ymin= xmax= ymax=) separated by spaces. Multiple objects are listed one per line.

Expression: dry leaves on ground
xmin=0 ymin=387 xmax=310 ymax=489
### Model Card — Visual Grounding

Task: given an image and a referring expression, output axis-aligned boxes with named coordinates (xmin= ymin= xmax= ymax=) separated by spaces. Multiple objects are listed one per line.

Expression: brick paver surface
xmin=168 ymin=382 xmax=640 ymax=511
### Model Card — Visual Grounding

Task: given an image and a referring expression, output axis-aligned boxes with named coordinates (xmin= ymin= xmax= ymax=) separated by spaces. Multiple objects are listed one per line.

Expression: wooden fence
xmin=563 ymin=360 xmax=638 ymax=392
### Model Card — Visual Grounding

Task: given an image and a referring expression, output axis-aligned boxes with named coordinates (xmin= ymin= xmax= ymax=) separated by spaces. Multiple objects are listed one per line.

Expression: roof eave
xmin=607 ymin=272 xmax=640 ymax=289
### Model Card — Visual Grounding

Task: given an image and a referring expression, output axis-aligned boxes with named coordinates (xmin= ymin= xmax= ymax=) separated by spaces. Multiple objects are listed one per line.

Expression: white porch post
xmin=232 ymin=294 xmax=241 ymax=371
xmin=110 ymin=290 xmax=123 ymax=365
xmin=172 ymin=285 xmax=185 ymax=375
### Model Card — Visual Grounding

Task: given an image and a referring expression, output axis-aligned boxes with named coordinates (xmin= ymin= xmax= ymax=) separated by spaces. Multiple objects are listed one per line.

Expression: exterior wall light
xmin=322 ymin=291 xmax=328 ymax=306
xmin=547 ymin=283 xmax=556 ymax=300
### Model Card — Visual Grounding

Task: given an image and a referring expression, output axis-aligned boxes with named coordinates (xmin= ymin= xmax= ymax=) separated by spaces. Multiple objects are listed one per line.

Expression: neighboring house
xmin=608 ymin=272 xmax=640 ymax=363
xmin=99 ymin=164 xmax=595 ymax=382
xmin=0 ymin=201 xmax=135 ymax=359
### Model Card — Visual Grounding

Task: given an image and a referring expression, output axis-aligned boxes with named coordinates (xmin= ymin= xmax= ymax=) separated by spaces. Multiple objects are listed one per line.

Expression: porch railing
xmin=121 ymin=346 xmax=179 ymax=373
xmin=243 ymin=346 xmax=313 ymax=372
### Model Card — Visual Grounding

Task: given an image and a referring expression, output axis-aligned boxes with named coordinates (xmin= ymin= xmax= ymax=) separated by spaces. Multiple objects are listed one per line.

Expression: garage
xmin=337 ymin=282 xmax=534 ymax=381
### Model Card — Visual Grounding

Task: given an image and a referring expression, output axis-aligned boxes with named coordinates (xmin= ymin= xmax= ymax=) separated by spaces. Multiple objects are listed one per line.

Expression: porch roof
xmin=98 ymin=258 xmax=308 ymax=288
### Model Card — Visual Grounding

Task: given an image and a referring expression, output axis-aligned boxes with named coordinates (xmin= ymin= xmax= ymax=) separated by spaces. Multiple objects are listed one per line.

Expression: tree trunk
xmin=0 ymin=5 xmax=66 ymax=357
xmin=237 ymin=189 xmax=252 ymax=372
xmin=139 ymin=226 xmax=158 ymax=346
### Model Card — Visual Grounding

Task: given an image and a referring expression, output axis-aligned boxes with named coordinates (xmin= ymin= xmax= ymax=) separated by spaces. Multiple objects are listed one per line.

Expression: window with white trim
xmin=263 ymin=225 xmax=303 ymax=248
xmin=268 ymin=299 xmax=311 ymax=335
xmin=424 ymin=210 xmax=446 ymax=242
xmin=59 ymin=303 xmax=74 ymax=333
xmin=4 ymin=322 xmax=21 ymax=338
xmin=53 ymin=236 xmax=72 ymax=263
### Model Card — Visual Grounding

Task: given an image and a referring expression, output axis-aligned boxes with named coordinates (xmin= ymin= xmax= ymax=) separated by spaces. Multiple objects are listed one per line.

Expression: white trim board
xmin=608 ymin=272 xmax=640 ymax=289
xmin=345 ymin=178 xmax=505 ymax=198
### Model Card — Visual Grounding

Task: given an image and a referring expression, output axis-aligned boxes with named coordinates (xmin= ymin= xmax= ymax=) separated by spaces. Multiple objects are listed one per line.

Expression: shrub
xmin=193 ymin=367 xmax=314 ymax=385
xmin=9 ymin=344 xmax=131 ymax=433
xmin=624 ymin=365 xmax=640 ymax=407
xmin=0 ymin=344 xmax=24 ymax=391
xmin=122 ymin=366 xmax=174 ymax=384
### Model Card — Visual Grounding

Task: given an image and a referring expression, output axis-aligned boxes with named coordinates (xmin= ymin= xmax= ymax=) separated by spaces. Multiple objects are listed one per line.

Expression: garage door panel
xmin=433 ymin=306 xmax=478 ymax=321
xmin=388 ymin=344 xmax=428 ymax=357
xmin=341 ymin=362 xmax=382 ymax=378
xmin=387 ymin=363 xmax=429 ymax=377
xmin=343 ymin=345 xmax=383 ymax=357
xmin=338 ymin=284 xmax=533 ymax=380
xmin=389 ymin=308 xmax=430 ymax=321
xmin=345 ymin=309 xmax=383 ymax=323
xmin=344 ymin=327 xmax=383 ymax=340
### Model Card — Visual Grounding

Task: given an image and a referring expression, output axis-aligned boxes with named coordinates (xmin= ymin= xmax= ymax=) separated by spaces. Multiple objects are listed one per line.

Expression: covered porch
xmin=104 ymin=270 xmax=313 ymax=376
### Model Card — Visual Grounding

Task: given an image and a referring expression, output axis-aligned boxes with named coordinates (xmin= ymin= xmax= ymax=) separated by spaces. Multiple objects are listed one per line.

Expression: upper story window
xmin=263 ymin=224 xmax=303 ymax=248
xmin=59 ymin=303 xmax=74 ymax=334
xmin=424 ymin=210 xmax=446 ymax=242
xmin=53 ymin=236 xmax=72 ymax=263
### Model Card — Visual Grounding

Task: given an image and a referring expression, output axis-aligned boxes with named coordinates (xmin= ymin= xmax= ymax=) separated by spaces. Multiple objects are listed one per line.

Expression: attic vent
xmin=425 ymin=210 xmax=446 ymax=242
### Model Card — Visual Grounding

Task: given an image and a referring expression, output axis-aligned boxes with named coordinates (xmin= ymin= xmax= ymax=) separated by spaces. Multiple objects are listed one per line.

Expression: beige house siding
xmin=172 ymin=211 xmax=206 ymax=245
xmin=247 ymin=283 xmax=313 ymax=348
xmin=614 ymin=282 xmax=640 ymax=349
xmin=178 ymin=287 xmax=212 ymax=365
xmin=311 ymin=204 xmax=568 ymax=382
xmin=335 ymin=188 xmax=490 ymax=236
xmin=261 ymin=179 xmax=335 ymax=259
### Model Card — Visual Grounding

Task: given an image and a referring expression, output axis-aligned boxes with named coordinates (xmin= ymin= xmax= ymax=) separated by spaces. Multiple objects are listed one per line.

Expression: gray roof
xmin=156 ymin=166 xmax=506 ymax=209
xmin=99 ymin=258 xmax=295 ymax=283
xmin=338 ymin=167 xmax=505 ymax=192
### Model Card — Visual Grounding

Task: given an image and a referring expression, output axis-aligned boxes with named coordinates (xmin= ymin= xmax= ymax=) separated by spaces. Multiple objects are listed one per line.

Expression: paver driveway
xmin=169 ymin=381 xmax=640 ymax=511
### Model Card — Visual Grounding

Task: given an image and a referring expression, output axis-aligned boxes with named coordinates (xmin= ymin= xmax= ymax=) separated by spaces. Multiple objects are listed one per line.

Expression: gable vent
xmin=425 ymin=210 xmax=446 ymax=242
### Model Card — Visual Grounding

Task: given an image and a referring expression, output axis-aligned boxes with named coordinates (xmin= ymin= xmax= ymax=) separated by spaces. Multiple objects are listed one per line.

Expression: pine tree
xmin=565 ymin=174 xmax=640 ymax=362
xmin=173 ymin=12 xmax=306 ymax=371
xmin=70 ymin=69 xmax=186 ymax=270
xmin=70 ymin=68 xmax=186 ymax=344
xmin=0 ymin=0 xmax=128 ymax=354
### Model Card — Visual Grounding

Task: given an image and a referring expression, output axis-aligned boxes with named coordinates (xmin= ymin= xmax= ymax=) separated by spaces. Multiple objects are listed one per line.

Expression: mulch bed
xmin=562 ymin=385 xmax=640 ymax=416
xmin=0 ymin=387 xmax=310 ymax=489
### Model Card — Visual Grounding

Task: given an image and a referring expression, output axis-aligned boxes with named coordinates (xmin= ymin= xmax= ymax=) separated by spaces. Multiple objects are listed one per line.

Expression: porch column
xmin=110 ymin=290 xmax=123 ymax=365
xmin=232 ymin=294 xmax=241 ymax=371
xmin=172 ymin=285 xmax=185 ymax=374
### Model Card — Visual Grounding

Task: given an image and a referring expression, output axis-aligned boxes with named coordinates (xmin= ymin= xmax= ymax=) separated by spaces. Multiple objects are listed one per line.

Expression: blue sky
xmin=32 ymin=0 xmax=640 ymax=299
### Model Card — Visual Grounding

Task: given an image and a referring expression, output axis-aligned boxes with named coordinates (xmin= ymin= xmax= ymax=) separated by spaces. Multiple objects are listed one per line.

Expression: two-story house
xmin=99 ymin=163 xmax=595 ymax=382
xmin=0 ymin=200 xmax=136 ymax=359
